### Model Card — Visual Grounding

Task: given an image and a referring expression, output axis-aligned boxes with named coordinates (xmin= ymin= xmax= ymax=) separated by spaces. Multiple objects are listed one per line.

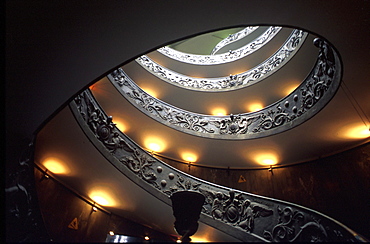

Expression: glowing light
xmin=190 ymin=236 xmax=209 ymax=242
xmin=211 ymin=107 xmax=227 ymax=116
xmin=339 ymin=124 xmax=370 ymax=139
xmin=144 ymin=236 xmax=150 ymax=241
xmin=176 ymin=239 xmax=182 ymax=243
xmin=91 ymin=195 xmax=109 ymax=206
xmin=253 ymin=152 xmax=279 ymax=166
xmin=283 ymin=83 xmax=300 ymax=96
xmin=144 ymin=136 xmax=167 ymax=152
xmin=43 ymin=157 xmax=69 ymax=174
xmin=141 ymin=86 xmax=159 ymax=98
xmin=181 ymin=152 xmax=198 ymax=163
xmin=247 ymin=102 xmax=264 ymax=112
xmin=89 ymin=188 xmax=116 ymax=206
xmin=112 ymin=118 xmax=128 ymax=133
xmin=109 ymin=231 xmax=114 ymax=236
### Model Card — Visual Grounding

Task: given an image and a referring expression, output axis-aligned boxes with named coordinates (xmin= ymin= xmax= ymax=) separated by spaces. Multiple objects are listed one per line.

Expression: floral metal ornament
xmin=157 ymin=26 xmax=282 ymax=65
xmin=136 ymin=29 xmax=307 ymax=91
xmin=111 ymin=38 xmax=341 ymax=140
xmin=70 ymin=89 xmax=364 ymax=242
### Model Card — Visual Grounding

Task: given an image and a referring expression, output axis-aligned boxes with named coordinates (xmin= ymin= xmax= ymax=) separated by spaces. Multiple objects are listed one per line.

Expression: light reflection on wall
xmin=283 ymin=83 xmax=299 ymax=96
xmin=211 ymin=107 xmax=227 ymax=116
xmin=141 ymin=86 xmax=159 ymax=98
xmin=244 ymin=149 xmax=280 ymax=166
xmin=112 ymin=117 xmax=128 ymax=133
xmin=144 ymin=136 xmax=167 ymax=152
xmin=89 ymin=186 xmax=117 ymax=207
xmin=43 ymin=157 xmax=70 ymax=174
xmin=338 ymin=123 xmax=370 ymax=139
xmin=247 ymin=102 xmax=264 ymax=112
xmin=180 ymin=151 xmax=198 ymax=162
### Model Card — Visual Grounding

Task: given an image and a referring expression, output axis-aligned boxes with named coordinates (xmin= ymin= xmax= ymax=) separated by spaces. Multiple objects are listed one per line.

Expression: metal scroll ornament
xmin=210 ymin=26 xmax=259 ymax=55
xmin=70 ymin=89 xmax=365 ymax=242
xmin=136 ymin=29 xmax=307 ymax=91
xmin=110 ymin=38 xmax=341 ymax=140
xmin=157 ymin=26 xmax=282 ymax=65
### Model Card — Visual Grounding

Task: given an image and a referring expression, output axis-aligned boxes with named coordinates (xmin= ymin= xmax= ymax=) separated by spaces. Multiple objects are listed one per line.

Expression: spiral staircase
xmin=6 ymin=1 xmax=370 ymax=242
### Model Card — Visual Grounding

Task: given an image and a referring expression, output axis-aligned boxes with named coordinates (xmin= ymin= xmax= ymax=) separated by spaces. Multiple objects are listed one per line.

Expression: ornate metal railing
xmin=136 ymin=29 xmax=307 ymax=91
xmin=69 ymin=90 xmax=366 ymax=242
xmin=157 ymin=26 xmax=282 ymax=65
xmin=210 ymin=26 xmax=259 ymax=55
xmin=111 ymin=38 xmax=341 ymax=140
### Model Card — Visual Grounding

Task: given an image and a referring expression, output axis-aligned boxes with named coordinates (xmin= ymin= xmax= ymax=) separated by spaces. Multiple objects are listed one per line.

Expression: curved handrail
xmin=210 ymin=26 xmax=259 ymax=55
xmin=157 ymin=26 xmax=281 ymax=65
xmin=136 ymin=29 xmax=307 ymax=91
xmin=111 ymin=38 xmax=341 ymax=140
xmin=69 ymin=89 xmax=366 ymax=242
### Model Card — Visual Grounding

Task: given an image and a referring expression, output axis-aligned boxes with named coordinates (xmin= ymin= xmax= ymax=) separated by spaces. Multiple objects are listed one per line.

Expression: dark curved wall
xmin=159 ymin=142 xmax=370 ymax=239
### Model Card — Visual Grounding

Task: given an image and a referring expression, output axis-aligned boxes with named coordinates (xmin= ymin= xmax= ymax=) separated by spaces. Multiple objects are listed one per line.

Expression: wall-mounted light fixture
xmin=268 ymin=165 xmax=273 ymax=174
xmin=43 ymin=169 xmax=50 ymax=179
xmin=92 ymin=202 xmax=98 ymax=212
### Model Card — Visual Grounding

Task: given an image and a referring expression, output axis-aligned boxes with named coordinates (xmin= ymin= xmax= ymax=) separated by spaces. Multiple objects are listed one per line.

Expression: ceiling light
xmin=43 ymin=157 xmax=69 ymax=174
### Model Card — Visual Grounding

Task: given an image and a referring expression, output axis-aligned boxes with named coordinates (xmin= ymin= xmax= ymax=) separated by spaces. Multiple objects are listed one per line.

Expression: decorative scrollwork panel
xmin=211 ymin=26 xmax=259 ymax=55
xmin=136 ymin=29 xmax=307 ymax=91
xmin=112 ymin=38 xmax=341 ymax=140
xmin=70 ymin=88 xmax=365 ymax=242
xmin=157 ymin=26 xmax=282 ymax=65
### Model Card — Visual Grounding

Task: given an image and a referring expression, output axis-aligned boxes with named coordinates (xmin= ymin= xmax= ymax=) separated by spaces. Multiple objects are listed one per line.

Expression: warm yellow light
xmin=176 ymin=239 xmax=182 ymax=243
xmin=141 ymin=86 xmax=159 ymax=98
xmin=91 ymin=195 xmax=109 ymax=206
xmin=112 ymin=118 xmax=128 ymax=133
xmin=247 ymin=102 xmax=264 ymax=112
xmin=339 ymin=124 xmax=370 ymax=139
xmin=181 ymin=152 xmax=198 ymax=163
xmin=254 ymin=153 xmax=279 ymax=166
xmin=144 ymin=136 xmax=167 ymax=152
xmin=211 ymin=107 xmax=227 ymax=116
xmin=144 ymin=236 xmax=150 ymax=241
xmin=43 ymin=157 xmax=69 ymax=174
xmin=89 ymin=188 xmax=116 ymax=206
xmin=283 ymin=83 xmax=300 ymax=96
xmin=109 ymin=231 xmax=114 ymax=236
xmin=190 ymin=236 xmax=209 ymax=242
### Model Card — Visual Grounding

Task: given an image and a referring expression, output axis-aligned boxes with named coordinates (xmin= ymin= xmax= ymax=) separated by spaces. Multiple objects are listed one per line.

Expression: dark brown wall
xmin=159 ymin=142 xmax=370 ymax=239
xmin=34 ymin=169 xmax=175 ymax=242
